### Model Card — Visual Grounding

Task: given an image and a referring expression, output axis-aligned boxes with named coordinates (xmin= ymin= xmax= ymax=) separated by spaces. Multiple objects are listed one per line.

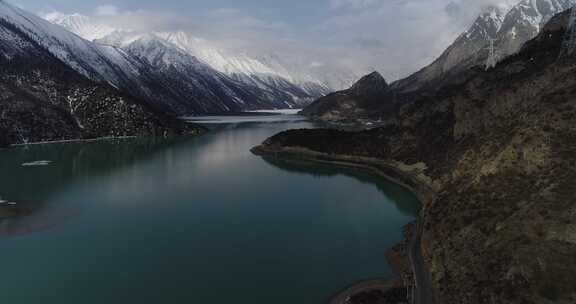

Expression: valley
xmin=1 ymin=0 xmax=575 ymax=303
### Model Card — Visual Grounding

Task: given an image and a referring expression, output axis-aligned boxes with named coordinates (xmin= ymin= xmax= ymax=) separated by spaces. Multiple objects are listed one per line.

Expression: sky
xmin=12 ymin=0 xmax=518 ymax=81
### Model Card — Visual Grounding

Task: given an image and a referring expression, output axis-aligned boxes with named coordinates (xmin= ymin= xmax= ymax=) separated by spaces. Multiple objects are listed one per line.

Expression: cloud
xmin=95 ymin=5 xmax=119 ymax=16
xmin=87 ymin=7 xmax=198 ymax=32
xmin=205 ymin=7 xmax=288 ymax=32
xmin=445 ymin=0 xmax=517 ymax=27
xmin=331 ymin=0 xmax=383 ymax=10
xmin=316 ymin=0 xmax=461 ymax=79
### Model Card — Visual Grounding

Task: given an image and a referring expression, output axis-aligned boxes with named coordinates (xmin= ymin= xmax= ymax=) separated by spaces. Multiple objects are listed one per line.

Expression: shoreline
xmin=251 ymin=145 xmax=436 ymax=304
xmin=3 ymin=131 xmax=206 ymax=148
xmin=9 ymin=136 xmax=138 ymax=147
xmin=327 ymin=279 xmax=396 ymax=304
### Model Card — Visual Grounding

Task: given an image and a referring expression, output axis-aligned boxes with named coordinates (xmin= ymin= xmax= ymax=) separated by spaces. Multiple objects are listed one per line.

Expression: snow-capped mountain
xmin=43 ymin=11 xmax=116 ymax=41
xmin=392 ymin=0 xmax=574 ymax=92
xmin=43 ymin=13 xmax=346 ymax=99
xmin=392 ymin=5 xmax=508 ymax=92
xmin=0 ymin=5 xmax=202 ymax=145
xmin=498 ymin=0 xmax=575 ymax=55
xmin=95 ymin=29 xmax=325 ymax=109
xmin=0 ymin=1 xmax=195 ymax=113
xmin=122 ymin=34 xmax=284 ymax=112
xmin=156 ymin=31 xmax=332 ymax=103
xmin=1 ymin=2 xmax=315 ymax=114
xmin=0 ymin=3 xmax=131 ymax=84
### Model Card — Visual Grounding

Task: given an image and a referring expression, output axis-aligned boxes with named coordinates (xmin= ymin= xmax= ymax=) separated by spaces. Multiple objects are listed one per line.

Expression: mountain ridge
xmin=44 ymin=12 xmax=348 ymax=106
xmin=0 ymin=15 xmax=203 ymax=146
xmin=1 ymin=2 xmax=326 ymax=115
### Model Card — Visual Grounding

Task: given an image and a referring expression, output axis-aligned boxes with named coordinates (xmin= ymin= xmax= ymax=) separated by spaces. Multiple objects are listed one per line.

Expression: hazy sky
xmin=12 ymin=0 xmax=518 ymax=81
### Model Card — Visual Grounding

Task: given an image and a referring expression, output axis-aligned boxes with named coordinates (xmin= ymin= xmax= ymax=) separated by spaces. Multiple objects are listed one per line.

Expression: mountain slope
xmin=43 ymin=11 xmax=116 ymax=41
xmin=45 ymin=13 xmax=335 ymax=103
xmin=254 ymin=10 xmax=576 ymax=303
xmin=0 ymin=1 xmax=192 ymax=114
xmin=123 ymin=35 xmax=275 ymax=113
xmin=392 ymin=0 xmax=574 ymax=93
xmin=498 ymin=0 xmax=574 ymax=55
xmin=303 ymin=0 xmax=575 ymax=120
xmin=300 ymin=72 xmax=390 ymax=120
xmin=5 ymin=3 xmax=315 ymax=115
xmin=146 ymin=31 xmax=333 ymax=100
xmin=391 ymin=5 xmax=507 ymax=93
xmin=104 ymin=30 xmax=330 ymax=108
xmin=0 ymin=17 xmax=202 ymax=146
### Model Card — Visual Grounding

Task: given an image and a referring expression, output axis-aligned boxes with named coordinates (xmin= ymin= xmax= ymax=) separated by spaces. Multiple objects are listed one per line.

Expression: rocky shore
xmin=253 ymin=11 xmax=576 ymax=304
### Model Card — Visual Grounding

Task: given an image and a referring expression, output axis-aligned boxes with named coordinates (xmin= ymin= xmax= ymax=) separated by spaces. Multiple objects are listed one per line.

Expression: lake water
xmin=0 ymin=113 xmax=419 ymax=304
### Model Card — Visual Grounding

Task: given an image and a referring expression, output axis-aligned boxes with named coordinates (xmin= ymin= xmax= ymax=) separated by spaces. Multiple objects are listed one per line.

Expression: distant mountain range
xmin=304 ymin=0 xmax=575 ymax=120
xmin=0 ymin=1 xmax=361 ymax=117
xmin=43 ymin=12 xmax=364 ymax=112
xmin=0 ymin=0 xmax=362 ymax=145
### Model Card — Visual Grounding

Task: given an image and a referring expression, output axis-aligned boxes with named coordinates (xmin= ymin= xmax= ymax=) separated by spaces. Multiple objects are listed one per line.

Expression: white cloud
xmin=317 ymin=0 xmax=460 ymax=79
xmin=95 ymin=5 xmax=119 ymax=16
xmin=331 ymin=0 xmax=382 ymax=10
xmin=445 ymin=0 xmax=517 ymax=27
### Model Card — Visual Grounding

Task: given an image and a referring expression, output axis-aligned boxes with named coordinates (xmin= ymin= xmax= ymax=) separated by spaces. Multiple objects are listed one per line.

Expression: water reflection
xmin=0 ymin=138 xmax=187 ymax=237
xmin=0 ymin=201 xmax=79 ymax=237
xmin=261 ymin=157 xmax=420 ymax=217
xmin=0 ymin=138 xmax=184 ymax=197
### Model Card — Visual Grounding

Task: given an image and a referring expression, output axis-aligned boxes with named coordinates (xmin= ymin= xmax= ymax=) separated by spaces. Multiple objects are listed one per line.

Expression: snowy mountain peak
xmin=498 ymin=0 xmax=574 ymax=54
xmin=464 ymin=6 xmax=507 ymax=41
xmin=43 ymin=12 xmax=355 ymax=91
xmin=156 ymin=31 xmax=294 ymax=80
xmin=42 ymin=11 xmax=116 ymax=41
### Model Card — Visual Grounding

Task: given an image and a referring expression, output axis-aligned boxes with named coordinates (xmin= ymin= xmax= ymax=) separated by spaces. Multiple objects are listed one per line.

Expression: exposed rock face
xmin=300 ymin=72 xmax=389 ymax=121
xmin=254 ymin=11 xmax=576 ymax=304
xmin=0 ymin=19 xmax=203 ymax=146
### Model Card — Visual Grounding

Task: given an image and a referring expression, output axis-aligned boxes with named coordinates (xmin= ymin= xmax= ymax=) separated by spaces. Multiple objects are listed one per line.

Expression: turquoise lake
xmin=0 ymin=114 xmax=419 ymax=303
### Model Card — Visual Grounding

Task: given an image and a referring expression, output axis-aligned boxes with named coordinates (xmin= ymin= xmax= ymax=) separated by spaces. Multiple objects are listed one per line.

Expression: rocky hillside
xmin=300 ymin=72 xmax=390 ymax=120
xmin=0 ymin=19 xmax=203 ymax=147
xmin=392 ymin=0 xmax=574 ymax=93
xmin=253 ymin=10 xmax=576 ymax=304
